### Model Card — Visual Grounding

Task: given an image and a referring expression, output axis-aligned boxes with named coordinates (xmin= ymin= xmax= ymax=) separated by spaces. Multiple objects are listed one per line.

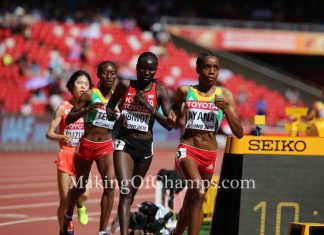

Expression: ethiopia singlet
xmin=84 ymin=88 xmax=117 ymax=129
xmin=184 ymin=86 xmax=224 ymax=132
xmin=120 ymin=82 xmax=158 ymax=132
xmin=59 ymin=101 xmax=84 ymax=149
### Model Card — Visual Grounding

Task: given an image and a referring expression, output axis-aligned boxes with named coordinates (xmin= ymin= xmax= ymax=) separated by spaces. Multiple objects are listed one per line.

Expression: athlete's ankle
xmin=64 ymin=211 xmax=73 ymax=219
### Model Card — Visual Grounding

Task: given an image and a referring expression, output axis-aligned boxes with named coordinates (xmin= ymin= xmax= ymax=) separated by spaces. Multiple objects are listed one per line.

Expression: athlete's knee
xmin=119 ymin=189 xmax=133 ymax=201
xmin=191 ymin=188 xmax=206 ymax=203
xmin=103 ymin=186 xmax=115 ymax=196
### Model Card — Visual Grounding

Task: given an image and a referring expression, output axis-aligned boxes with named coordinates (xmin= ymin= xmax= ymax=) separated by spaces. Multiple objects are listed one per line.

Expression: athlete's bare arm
xmin=66 ymin=90 xmax=103 ymax=125
xmin=153 ymin=83 xmax=174 ymax=131
xmin=173 ymin=86 xmax=190 ymax=115
xmin=218 ymin=88 xmax=244 ymax=138
xmin=46 ymin=104 xmax=72 ymax=145
xmin=106 ymin=79 xmax=130 ymax=120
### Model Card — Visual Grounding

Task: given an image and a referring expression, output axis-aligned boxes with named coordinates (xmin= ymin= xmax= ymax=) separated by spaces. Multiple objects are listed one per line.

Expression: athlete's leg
xmin=114 ymin=151 xmax=134 ymax=235
xmin=131 ymin=160 xmax=151 ymax=201
xmin=95 ymin=153 xmax=116 ymax=232
xmin=174 ymin=157 xmax=213 ymax=235
xmin=172 ymin=188 xmax=190 ymax=235
xmin=66 ymin=156 xmax=92 ymax=217
xmin=77 ymin=175 xmax=90 ymax=206
xmin=110 ymin=157 xmax=152 ymax=233
xmin=76 ymin=171 xmax=90 ymax=226
xmin=57 ymin=169 xmax=71 ymax=233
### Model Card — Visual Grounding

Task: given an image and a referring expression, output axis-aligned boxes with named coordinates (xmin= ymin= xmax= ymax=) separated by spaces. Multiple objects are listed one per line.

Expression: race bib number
xmin=122 ymin=110 xmax=150 ymax=132
xmin=63 ymin=130 xmax=84 ymax=146
xmin=93 ymin=109 xmax=115 ymax=129
xmin=185 ymin=109 xmax=217 ymax=131
xmin=114 ymin=139 xmax=125 ymax=150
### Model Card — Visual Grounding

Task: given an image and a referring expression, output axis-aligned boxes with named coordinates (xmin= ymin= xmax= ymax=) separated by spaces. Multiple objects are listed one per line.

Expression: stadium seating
xmin=0 ymin=22 xmax=303 ymax=125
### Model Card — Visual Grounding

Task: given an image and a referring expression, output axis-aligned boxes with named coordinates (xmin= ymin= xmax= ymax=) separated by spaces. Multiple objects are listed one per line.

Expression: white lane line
xmin=0 ymin=175 xmax=55 ymax=183
xmin=0 ymin=202 xmax=58 ymax=211
xmin=0 ymin=191 xmax=58 ymax=199
xmin=0 ymin=173 xmax=55 ymax=178
xmin=0 ymin=194 xmax=154 ymax=210
xmin=0 ymin=213 xmax=29 ymax=219
xmin=0 ymin=206 xmax=140 ymax=227
xmin=0 ymin=163 xmax=52 ymax=170
xmin=0 ymin=216 xmax=57 ymax=226
xmin=0 ymin=182 xmax=57 ymax=190
xmin=0 ymin=190 xmax=103 ymax=199
xmin=0 ymin=181 xmax=157 ymax=191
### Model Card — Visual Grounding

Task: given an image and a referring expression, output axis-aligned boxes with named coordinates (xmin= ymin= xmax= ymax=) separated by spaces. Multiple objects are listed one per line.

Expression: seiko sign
xmin=248 ymin=139 xmax=307 ymax=152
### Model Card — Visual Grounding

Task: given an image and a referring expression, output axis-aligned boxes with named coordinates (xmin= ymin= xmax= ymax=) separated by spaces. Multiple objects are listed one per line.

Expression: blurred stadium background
xmin=1 ymin=0 xmax=324 ymax=150
xmin=1 ymin=1 xmax=324 ymax=234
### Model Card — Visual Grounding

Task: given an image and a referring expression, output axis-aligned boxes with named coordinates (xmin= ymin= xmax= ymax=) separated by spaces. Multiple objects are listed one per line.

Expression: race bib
xmin=93 ymin=109 xmax=116 ymax=129
xmin=185 ymin=109 xmax=217 ymax=131
xmin=114 ymin=139 xmax=125 ymax=150
xmin=63 ymin=129 xmax=84 ymax=146
xmin=121 ymin=110 xmax=151 ymax=132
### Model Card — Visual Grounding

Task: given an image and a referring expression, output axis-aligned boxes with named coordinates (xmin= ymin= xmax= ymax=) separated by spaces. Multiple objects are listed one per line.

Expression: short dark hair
xmin=97 ymin=61 xmax=117 ymax=73
xmin=66 ymin=70 xmax=92 ymax=93
xmin=196 ymin=51 xmax=219 ymax=69
xmin=137 ymin=51 xmax=158 ymax=66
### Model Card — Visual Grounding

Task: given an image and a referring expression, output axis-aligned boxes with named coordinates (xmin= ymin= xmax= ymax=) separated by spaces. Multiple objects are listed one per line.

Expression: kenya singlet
xmin=120 ymin=82 xmax=158 ymax=132
xmin=184 ymin=86 xmax=224 ymax=132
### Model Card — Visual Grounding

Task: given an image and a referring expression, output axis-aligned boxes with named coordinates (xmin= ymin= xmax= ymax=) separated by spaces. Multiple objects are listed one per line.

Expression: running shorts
xmin=175 ymin=143 xmax=217 ymax=174
xmin=114 ymin=135 xmax=153 ymax=163
xmin=55 ymin=148 xmax=75 ymax=176
xmin=75 ymin=137 xmax=114 ymax=161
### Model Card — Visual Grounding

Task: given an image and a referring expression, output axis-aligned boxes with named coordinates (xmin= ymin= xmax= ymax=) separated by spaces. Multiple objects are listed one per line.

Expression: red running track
xmin=0 ymin=149 xmax=223 ymax=235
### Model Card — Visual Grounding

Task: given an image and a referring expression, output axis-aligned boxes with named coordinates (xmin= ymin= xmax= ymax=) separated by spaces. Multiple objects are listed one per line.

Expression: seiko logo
xmin=248 ymin=139 xmax=306 ymax=152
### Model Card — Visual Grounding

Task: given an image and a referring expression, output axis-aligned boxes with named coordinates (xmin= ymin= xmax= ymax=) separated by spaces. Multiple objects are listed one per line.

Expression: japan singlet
xmin=84 ymin=88 xmax=117 ymax=129
xmin=120 ymin=82 xmax=158 ymax=132
xmin=184 ymin=86 xmax=224 ymax=132
xmin=59 ymin=101 xmax=84 ymax=148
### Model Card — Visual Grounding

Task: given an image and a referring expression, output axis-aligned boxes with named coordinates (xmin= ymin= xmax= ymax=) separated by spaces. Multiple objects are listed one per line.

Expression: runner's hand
xmin=167 ymin=109 xmax=177 ymax=125
xmin=135 ymin=91 xmax=153 ymax=111
xmin=61 ymin=135 xmax=72 ymax=146
xmin=214 ymin=95 xmax=228 ymax=112
xmin=106 ymin=107 xmax=118 ymax=121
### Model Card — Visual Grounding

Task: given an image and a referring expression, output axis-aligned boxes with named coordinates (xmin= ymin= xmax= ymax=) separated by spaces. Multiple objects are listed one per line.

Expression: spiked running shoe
xmin=63 ymin=216 xmax=74 ymax=235
xmin=77 ymin=204 xmax=88 ymax=225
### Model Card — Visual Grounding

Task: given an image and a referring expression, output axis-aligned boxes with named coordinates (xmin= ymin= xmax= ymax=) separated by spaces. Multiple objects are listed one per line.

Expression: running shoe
xmin=63 ymin=216 xmax=74 ymax=235
xmin=110 ymin=216 xmax=120 ymax=233
xmin=77 ymin=204 xmax=88 ymax=225
xmin=98 ymin=231 xmax=108 ymax=235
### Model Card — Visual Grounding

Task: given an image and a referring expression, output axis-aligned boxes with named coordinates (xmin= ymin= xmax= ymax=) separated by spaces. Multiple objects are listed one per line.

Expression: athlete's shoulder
xmin=220 ymin=87 xmax=235 ymax=102
xmin=120 ymin=79 xmax=131 ymax=88
xmin=155 ymin=81 xmax=168 ymax=91
xmin=178 ymin=85 xmax=191 ymax=93
xmin=221 ymin=87 xmax=232 ymax=96
xmin=60 ymin=100 xmax=70 ymax=108
xmin=54 ymin=102 xmax=66 ymax=117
